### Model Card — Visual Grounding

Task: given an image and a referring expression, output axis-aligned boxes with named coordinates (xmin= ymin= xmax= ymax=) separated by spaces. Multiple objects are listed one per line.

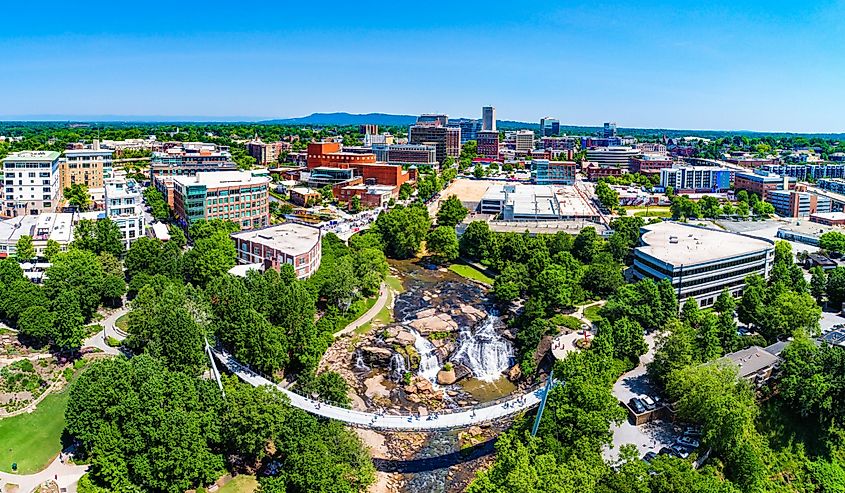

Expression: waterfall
xmin=389 ymin=353 xmax=407 ymax=381
xmin=409 ymin=329 xmax=441 ymax=383
xmin=354 ymin=350 xmax=370 ymax=371
xmin=453 ymin=313 xmax=514 ymax=382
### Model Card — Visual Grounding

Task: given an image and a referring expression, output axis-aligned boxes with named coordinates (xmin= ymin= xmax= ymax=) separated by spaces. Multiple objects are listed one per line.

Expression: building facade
xmin=172 ymin=170 xmax=270 ymax=230
xmin=104 ymin=172 xmax=145 ymax=248
xmin=477 ymin=130 xmax=500 ymax=159
xmin=409 ymin=124 xmax=456 ymax=164
xmin=2 ymin=151 xmax=61 ymax=217
xmin=513 ymin=130 xmax=535 ymax=154
xmin=246 ymin=139 xmax=289 ymax=165
xmin=306 ymin=142 xmax=376 ymax=169
xmin=150 ymin=144 xmax=237 ymax=205
xmin=632 ymin=221 xmax=775 ymax=307
xmin=231 ymin=223 xmax=322 ymax=279
xmin=482 ymin=106 xmax=496 ymax=132
xmin=532 ymin=160 xmax=576 ymax=185
xmin=540 ymin=117 xmax=560 ymax=137
xmin=734 ymin=170 xmax=793 ymax=200
xmin=61 ymin=146 xmax=112 ymax=190
xmin=629 ymin=154 xmax=674 ymax=175
xmin=585 ymin=147 xmax=639 ymax=168
xmin=768 ymin=188 xmax=832 ymax=218
xmin=386 ymin=144 xmax=437 ymax=167
xmin=659 ymin=166 xmax=731 ymax=192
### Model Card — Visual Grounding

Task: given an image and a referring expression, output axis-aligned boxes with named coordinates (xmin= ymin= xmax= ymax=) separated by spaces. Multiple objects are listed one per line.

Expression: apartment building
xmin=659 ymin=166 xmax=731 ymax=192
xmin=232 ymin=223 xmax=322 ymax=279
xmin=150 ymin=144 xmax=237 ymax=205
xmin=172 ymin=170 xmax=270 ymax=230
xmin=61 ymin=144 xmax=112 ymax=190
xmin=246 ymin=139 xmax=290 ymax=165
xmin=104 ymin=171 xmax=145 ymax=248
xmin=2 ymin=151 xmax=61 ymax=217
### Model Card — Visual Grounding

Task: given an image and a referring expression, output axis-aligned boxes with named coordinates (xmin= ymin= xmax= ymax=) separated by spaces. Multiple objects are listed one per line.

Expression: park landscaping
xmin=0 ymin=384 xmax=70 ymax=474
xmin=583 ymin=304 xmax=604 ymax=322
xmin=449 ymin=263 xmax=494 ymax=285
xmin=218 ymin=475 xmax=258 ymax=493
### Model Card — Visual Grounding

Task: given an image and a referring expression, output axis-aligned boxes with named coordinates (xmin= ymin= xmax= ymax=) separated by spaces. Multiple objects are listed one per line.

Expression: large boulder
xmin=360 ymin=346 xmax=393 ymax=367
xmin=506 ymin=364 xmax=522 ymax=381
xmin=437 ymin=368 xmax=457 ymax=385
xmin=395 ymin=330 xmax=416 ymax=346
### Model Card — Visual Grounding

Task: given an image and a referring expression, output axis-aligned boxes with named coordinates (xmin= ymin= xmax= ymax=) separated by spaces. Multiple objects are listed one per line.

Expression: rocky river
xmin=319 ymin=260 xmax=524 ymax=492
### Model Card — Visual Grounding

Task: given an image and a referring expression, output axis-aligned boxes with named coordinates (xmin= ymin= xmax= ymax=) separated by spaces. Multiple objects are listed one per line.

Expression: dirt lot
xmin=441 ymin=179 xmax=499 ymax=207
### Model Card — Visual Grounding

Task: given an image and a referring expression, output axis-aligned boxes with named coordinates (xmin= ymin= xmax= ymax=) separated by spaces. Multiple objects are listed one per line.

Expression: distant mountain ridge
xmin=265 ymin=112 xmax=537 ymax=129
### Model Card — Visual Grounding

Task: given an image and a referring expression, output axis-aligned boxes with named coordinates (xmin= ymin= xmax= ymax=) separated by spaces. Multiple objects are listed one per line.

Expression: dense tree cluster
xmin=67 ymin=357 xmax=374 ymax=493
xmin=670 ymin=189 xmax=773 ymax=220
xmin=369 ymin=203 xmax=431 ymax=259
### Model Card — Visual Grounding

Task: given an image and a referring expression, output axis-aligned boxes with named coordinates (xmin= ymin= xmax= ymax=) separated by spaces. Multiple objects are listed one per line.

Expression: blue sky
xmin=1 ymin=0 xmax=843 ymax=132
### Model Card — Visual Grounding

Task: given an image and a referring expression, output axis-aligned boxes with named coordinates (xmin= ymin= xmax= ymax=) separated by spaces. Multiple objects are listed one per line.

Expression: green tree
xmin=64 ymin=182 xmax=92 ymax=211
xmin=17 ymin=305 xmax=55 ymax=343
xmin=436 ymin=195 xmax=468 ymax=227
xmin=459 ymin=220 xmax=493 ymax=261
xmin=426 ymin=226 xmax=459 ymax=264
xmin=810 ymin=266 xmax=827 ymax=305
xmin=44 ymin=239 xmax=61 ymax=260
xmin=595 ymin=180 xmax=619 ymax=209
xmin=572 ymin=227 xmax=604 ymax=263
xmin=51 ymin=290 xmax=86 ymax=350
xmin=44 ymin=249 xmax=106 ymax=319
xmin=648 ymin=319 xmax=698 ymax=387
xmin=820 ymin=231 xmax=845 ymax=253
xmin=349 ymin=195 xmax=362 ymax=213
xmin=182 ymin=230 xmax=236 ymax=286
xmin=371 ymin=203 xmax=431 ymax=259
xmin=14 ymin=234 xmax=35 ymax=261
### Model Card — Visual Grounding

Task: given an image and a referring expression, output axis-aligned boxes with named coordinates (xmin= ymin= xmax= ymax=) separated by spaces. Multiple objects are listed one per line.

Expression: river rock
xmin=460 ymin=304 xmax=487 ymax=322
xmin=395 ymin=330 xmax=416 ymax=346
xmin=437 ymin=368 xmax=457 ymax=385
xmin=360 ymin=346 xmax=393 ymax=366
xmin=416 ymin=378 xmax=434 ymax=394
xmin=507 ymin=364 xmax=522 ymax=381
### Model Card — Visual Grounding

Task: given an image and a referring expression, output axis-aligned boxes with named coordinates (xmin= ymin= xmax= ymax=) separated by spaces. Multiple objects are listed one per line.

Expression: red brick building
xmin=585 ymin=165 xmax=624 ymax=181
xmin=306 ymin=142 xmax=376 ymax=169
xmin=231 ymin=223 xmax=322 ymax=279
xmin=629 ymin=155 xmax=673 ymax=175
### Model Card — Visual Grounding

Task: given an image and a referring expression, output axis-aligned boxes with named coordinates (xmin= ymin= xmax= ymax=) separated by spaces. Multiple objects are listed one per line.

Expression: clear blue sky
xmin=2 ymin=0 xmax=843 ymax=132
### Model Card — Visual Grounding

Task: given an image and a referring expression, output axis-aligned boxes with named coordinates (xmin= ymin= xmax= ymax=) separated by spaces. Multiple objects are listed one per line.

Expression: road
xmin=334 ymin=283 xmax=390 ymax=337
xmin=212 ymin=347 xmax=547 ymax=431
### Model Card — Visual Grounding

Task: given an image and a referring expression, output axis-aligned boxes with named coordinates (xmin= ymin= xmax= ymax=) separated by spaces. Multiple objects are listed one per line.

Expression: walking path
xmin=82 ymin=306 xmax=130 ymax=355
xmin=333 ymin=283 xmax=390 ymax=337
xmin=0 ymin=454 xmax=87 ymax=493
xmin=213 ymin=347 xmax=547 ymax=431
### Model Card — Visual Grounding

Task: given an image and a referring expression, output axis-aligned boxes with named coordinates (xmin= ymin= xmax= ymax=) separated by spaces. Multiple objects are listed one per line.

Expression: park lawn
xmin=356 ymin=291 xmax=394 ymax=335
xmin=385 ymin=274 xmax=404 ymax=293
xmin=449 ymin=263 xmax=494 ymax=285
xmin=218 ymin=475 xmax=259 ymax=493
xmin=583 ymin=304 xmax=604 ymax=323
xmin=0 ymin=386 xmax=70 ymax=474
xmin=115 ymin=313 xmax=130 ymax=332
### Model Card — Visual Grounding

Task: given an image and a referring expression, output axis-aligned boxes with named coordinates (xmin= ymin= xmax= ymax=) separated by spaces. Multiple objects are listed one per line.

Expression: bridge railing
xmin=214 ymin=345 xmax=549 ymax=418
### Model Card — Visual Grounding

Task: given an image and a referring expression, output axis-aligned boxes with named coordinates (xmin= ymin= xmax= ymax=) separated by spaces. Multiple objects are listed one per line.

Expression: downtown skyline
xmin=1 ymin=0 xmax=844 ymax=132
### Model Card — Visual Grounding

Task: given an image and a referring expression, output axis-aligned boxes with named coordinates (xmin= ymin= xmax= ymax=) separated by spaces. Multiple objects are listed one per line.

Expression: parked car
xmin=658 ymin=447 xmax=674 ymax=456
xmin=629 ymin=398 xmax=646 ymax=414
xmin=677 ymin=436 xmax=700 ymax=448
xmin=641 ymin=395 xmax=656 ymax=409
xmin=642 ymin=451 xmax=658 ymax=462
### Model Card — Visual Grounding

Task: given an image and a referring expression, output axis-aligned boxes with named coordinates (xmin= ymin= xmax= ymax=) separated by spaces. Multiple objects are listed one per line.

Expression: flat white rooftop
xmin=174 ymin=170 xmax=270 ymax=188
xmin=3 ymin=150 xmax=60 ymax=162
xmin=0 ymin=212 xmax=75 ymax=244
xmin=637 ymin=221 xmax=773 ymax=266
xmin=811 ymin=211 xmax=845 ymax=221
xmin=232 ymin=223 xmax=321 ymax=256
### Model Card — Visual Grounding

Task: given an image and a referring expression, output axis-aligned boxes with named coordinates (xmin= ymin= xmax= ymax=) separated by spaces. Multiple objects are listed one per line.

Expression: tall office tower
xmin=358 ymin=124 xmax=379 ymax=135
xmin=540 ymin=117 xmax=560 ymax=137
xmin=482 ymin=106 xmax=496 ymax=132
xmin=417 ymin=114 xmax=449 ymax=126
xmin=603 ymin=122 xmax=618 ymax=138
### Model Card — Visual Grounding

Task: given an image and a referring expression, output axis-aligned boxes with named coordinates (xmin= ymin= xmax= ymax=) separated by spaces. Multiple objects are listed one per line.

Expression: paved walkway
xmin=213 ymin=347 xmax=546 ymax=431
xmin=82 ymin=306 xmax=129 ymax=355
xmin=333 ymin=283 xmax=390 ymax=338
xmin=0 ymin=454 xmax=87 ymax=493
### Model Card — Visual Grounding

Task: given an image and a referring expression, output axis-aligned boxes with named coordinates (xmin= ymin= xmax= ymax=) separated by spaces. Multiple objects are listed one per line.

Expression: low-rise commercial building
xmin=734 ymin=170 xmax=794 ymax=200
xmin=0 ymin=212 xmax=75 ymax=258
xmin=810 ymin=211 xmax=845 ymax=226
xmin=290 ymin=187 xmax=321 ymax=206
xmin=150 ymin=144 xmax=237 ymax=205
xmin=585 ymin=164 xmax=624 ymax=181
xmin=172 ymin=170 xmax=270 ymax=230
xmin=231 ymin=223 xmax=321 ymax=279
xmin=629 ymin=154 xmax=673 ymax=175
xmin=479 ymin=184 xmax=600 ymax=222
xmin=817 ymin=178 xmax=845 ymax=195
xmin=532 ymin=160 xmax=576 ymax=185
xmin=632 ymin=221 xmax=775 ymax=307
xmin=2 ymin=151 xmax=62 ymax=217
xmin=541 ymin=137 xmax=577 ymax=151
xmin=769 ymin=187 xmax=832 ymax=218
xmin=386 ymin=144 xmax=437 ymax=167
xmin=585 ymin=147 xmax=639 ymax=168
xmin=335 ymin=184 xmax=395 ymax=209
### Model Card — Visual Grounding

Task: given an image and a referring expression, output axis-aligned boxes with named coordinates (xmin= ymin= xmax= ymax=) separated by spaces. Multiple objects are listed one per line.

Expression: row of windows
xmin=673 ymin=263 xmax=766 ymax=289
xmin=635 ymin=252 xmax=769 ymax=278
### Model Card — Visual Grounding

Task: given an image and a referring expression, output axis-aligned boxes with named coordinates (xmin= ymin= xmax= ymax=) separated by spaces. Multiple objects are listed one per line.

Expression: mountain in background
xmin=265 ymin=112 xmax=538 ymax=130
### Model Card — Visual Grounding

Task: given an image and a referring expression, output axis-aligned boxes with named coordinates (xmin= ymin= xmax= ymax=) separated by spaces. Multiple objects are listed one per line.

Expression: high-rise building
xmin=477 ymin=130 xmax=500 ymax=158
xmin=358 ymin=124 xmax=379 ymax=135
xmin=417 ymin=114 xmax=449 ymax=126
xmin=172 ymin=169 xmax=271 ymax=230
xmin=386 ymin=144 xmax=437 ymax=167
xmin=603 ymin=122 xmax=618 ymax=138
xmin=482 ymin=106 xmax=496 ymax=132
xmin=448 ymin=119 xmax=482 ymax=144
xmin=61 ymin=142 xmax=111 ymax=190
xmin=409 ymin=124 xmax=454 ymax=164
xmin=2 ymin=151 xmax=61 ymax=217
xmin=540 ymin=117 xmax=560 ymax=137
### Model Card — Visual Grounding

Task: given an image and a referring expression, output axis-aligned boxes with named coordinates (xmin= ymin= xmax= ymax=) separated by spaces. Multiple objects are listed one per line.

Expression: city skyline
xmin=2 ymin=0 xmax=844 ymax=132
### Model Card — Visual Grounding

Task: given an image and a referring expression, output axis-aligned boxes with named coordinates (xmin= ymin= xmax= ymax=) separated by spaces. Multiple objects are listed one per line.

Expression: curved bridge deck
xmin=213 ymin=348 xmax=545 ymax=431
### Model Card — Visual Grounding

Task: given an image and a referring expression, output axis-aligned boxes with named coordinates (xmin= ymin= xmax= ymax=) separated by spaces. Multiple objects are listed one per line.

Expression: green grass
xmin=449 ymin=263 xmax=494 ymax=285
xmin=0 ymin=384 xmax=71 ymax=474
xmin=218 ymin=475 xmax=259 ymax=493
xmin=355 ymin=291 xmax=394 ymax=335
xmin=385 ymin=275 xmax=404 ymax=293
xmin=634 ymin=210 xmax=672 ymax=218
xmin=583 ymin=304 xmax=604 ymax=322
xmin=115 ymin=313 xmax=130 ymax=332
